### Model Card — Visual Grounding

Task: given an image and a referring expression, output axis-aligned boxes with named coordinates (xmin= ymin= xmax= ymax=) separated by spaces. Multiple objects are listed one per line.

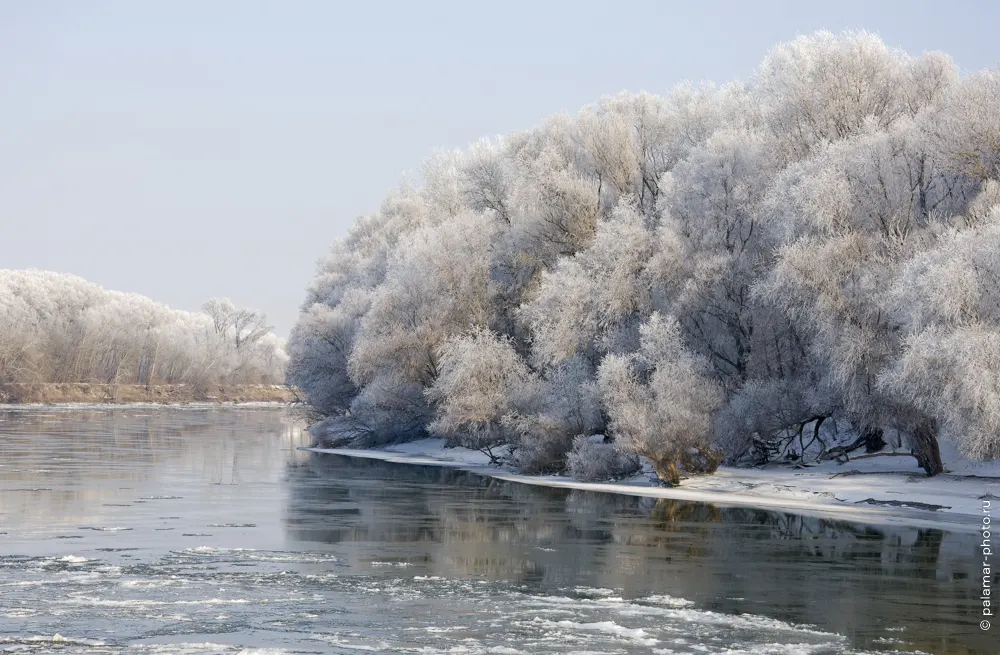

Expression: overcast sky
xmin=2 ymin=1 xmax=998 ymax=335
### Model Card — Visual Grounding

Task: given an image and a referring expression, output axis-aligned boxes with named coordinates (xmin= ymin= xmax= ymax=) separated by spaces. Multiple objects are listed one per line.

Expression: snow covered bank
xmin=303 ymin=438 xmax=1000 ymax=532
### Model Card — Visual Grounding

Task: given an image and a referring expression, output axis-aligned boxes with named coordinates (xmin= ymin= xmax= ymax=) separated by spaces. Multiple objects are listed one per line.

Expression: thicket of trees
xmin=0 ymin=270 xmax=286 ymax=387
xmin=289 ymin=32 xmax=1000 ymax=483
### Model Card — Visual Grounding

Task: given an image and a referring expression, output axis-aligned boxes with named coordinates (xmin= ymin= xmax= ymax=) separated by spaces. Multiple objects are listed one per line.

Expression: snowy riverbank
xmin=303 ymin=438 xmax=1000 ymax=532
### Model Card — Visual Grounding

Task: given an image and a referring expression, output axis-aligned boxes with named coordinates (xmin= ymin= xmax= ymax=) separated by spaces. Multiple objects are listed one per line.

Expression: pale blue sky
xmin=2 ymin=1 xmax=998 ymax=334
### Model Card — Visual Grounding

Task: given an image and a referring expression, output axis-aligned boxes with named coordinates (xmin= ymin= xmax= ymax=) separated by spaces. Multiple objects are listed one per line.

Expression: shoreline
xmin=0 ymin=383 xmax=296 ymax=406
xmin=302 ymin=438 xmax=999 ymax=533
xmin=0 ymin=401 xmax=292 ymax=410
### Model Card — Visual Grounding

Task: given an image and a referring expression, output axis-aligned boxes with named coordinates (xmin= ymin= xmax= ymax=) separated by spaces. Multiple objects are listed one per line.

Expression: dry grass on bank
xmin=0 ymin=383 xmax=297 ymax=405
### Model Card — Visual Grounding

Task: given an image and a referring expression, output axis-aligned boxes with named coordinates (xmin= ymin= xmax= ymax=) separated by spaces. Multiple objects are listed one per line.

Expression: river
xmin=0 ymin=406 xmax=992 ymax=654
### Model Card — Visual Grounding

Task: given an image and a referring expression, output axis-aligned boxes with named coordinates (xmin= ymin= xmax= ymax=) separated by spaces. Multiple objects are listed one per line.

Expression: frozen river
xmin=0 ymin=407 xmax=992 ymax=653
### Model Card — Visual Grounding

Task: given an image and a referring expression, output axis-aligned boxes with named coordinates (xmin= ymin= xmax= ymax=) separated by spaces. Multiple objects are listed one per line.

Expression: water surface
xmin=0 ymin=407 xmax=992 ymax=654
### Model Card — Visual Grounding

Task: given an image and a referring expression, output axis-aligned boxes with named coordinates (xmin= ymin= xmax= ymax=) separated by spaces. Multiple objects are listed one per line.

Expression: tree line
xmin=288 ymin=31 xmax=1000 ymax=483
xmin=0 ymin=269 xmax=286 ymax=389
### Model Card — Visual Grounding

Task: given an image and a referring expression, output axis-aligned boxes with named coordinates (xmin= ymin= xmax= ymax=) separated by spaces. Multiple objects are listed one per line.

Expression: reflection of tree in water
xmin=0 ymin=407 xmax=295 ymax=466
xmin=289 ymin=454 xmax=993 ymax=653
xmin=0 ymin=407 xmax=304 ymax=525
xmin=648 ymin=498 xmax=723 ymax=524
xmin=592 ymin=498 xmax=983 ymax=654
xmin=290 ymin=455 xmax=640 ymax=585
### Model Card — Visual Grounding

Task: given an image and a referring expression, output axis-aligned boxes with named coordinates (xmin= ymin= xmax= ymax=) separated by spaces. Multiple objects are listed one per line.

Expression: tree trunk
xmin=652 ymin=457 xmax=681 ymax=486
xmin=825 ymin=424 xmax=885 ymax=460
xmin=910 ymin=420 xmax=944 ymax=476
xmin=862 ymin=425 xmax=886 ymax=453
xmin=145 ymin=340 xmax=159 ymax=394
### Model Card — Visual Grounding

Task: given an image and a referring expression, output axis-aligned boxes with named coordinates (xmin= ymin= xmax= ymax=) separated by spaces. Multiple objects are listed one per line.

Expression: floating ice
xmin=57 ymin=555 xmax=87 ymax=564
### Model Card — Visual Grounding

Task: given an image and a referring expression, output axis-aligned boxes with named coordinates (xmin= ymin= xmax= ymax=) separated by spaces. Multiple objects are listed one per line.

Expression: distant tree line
xmin=0 ymin=270 xmax=286 ymax=388
xmin=288 ymin=31 xmax=1000 ymax=483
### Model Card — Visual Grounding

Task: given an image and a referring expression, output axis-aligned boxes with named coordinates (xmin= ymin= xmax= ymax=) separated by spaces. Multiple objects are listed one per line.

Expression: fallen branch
xmin=822 ymin=427 xmax=886 ymax=461
xmin=829 ymin=469 xmax=919 ymax=478
xmin=847 ymin=452 xmax=917 ymax=461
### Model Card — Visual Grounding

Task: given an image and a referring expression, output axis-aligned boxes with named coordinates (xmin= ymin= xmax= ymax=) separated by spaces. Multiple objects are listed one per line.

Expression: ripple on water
xmin=0 ymin=408 xmax=958 ymax=654
xmin=207 ymin=524 xmax=257 ymax=528
xmin=0 ymin=548 xmax=924 ymax=654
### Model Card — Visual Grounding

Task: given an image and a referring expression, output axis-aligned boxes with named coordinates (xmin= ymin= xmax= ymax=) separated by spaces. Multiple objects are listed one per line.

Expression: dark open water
xmin=0 ymin=407 xmax=993 ymax=654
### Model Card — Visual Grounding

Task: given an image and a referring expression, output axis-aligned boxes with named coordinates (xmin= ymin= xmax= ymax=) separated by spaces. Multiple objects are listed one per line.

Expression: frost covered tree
xmin=203 ymin=298 xmax=272 ymax=352
xmin=505 ymin=355 xmax=605 ymax=474
xmin=289 ymin=31 xmax=1000 ymax=478
xmin=882 ymin=184 xmax=1000 ymax=459
xmin=426 ymin=328 xmax=537 ymax=458
xmin=0 ymin=270 xmax=286 ymax=387
xmin=655 ymin=127 xmax=786 ymax=385
xmin=567 ymin=435 xmax=642 ymax=482
xmin=285 ymin=294 xmax=366 ymax=416
xmin=760 ymin=95 xmax=977 ymax=473
xmin=597 ymin=314 xmax=722 ymax=485
xmin=519 ymin=201 xmax=658 ymax=367
xmin=349 ymin=212 xmax=499 ymax=388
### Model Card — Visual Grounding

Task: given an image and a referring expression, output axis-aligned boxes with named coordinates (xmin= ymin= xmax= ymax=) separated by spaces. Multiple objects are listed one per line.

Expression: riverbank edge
xmin=0 ymin=382 xmax=297 ymax=405
xmin=302 ymin=439 xmax=997 ymax=532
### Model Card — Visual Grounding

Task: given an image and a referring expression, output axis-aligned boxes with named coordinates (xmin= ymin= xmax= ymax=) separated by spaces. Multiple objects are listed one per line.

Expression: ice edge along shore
xmin=303 ymin=438 xmax=999 ymax=533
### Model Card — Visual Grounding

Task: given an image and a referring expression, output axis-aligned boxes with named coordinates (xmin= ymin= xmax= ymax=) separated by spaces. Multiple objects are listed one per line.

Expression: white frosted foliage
xmin=0 ymin=270 xmax=285 ymax=386
xmin=288 ymin=31 xmax=1000 ymax=476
